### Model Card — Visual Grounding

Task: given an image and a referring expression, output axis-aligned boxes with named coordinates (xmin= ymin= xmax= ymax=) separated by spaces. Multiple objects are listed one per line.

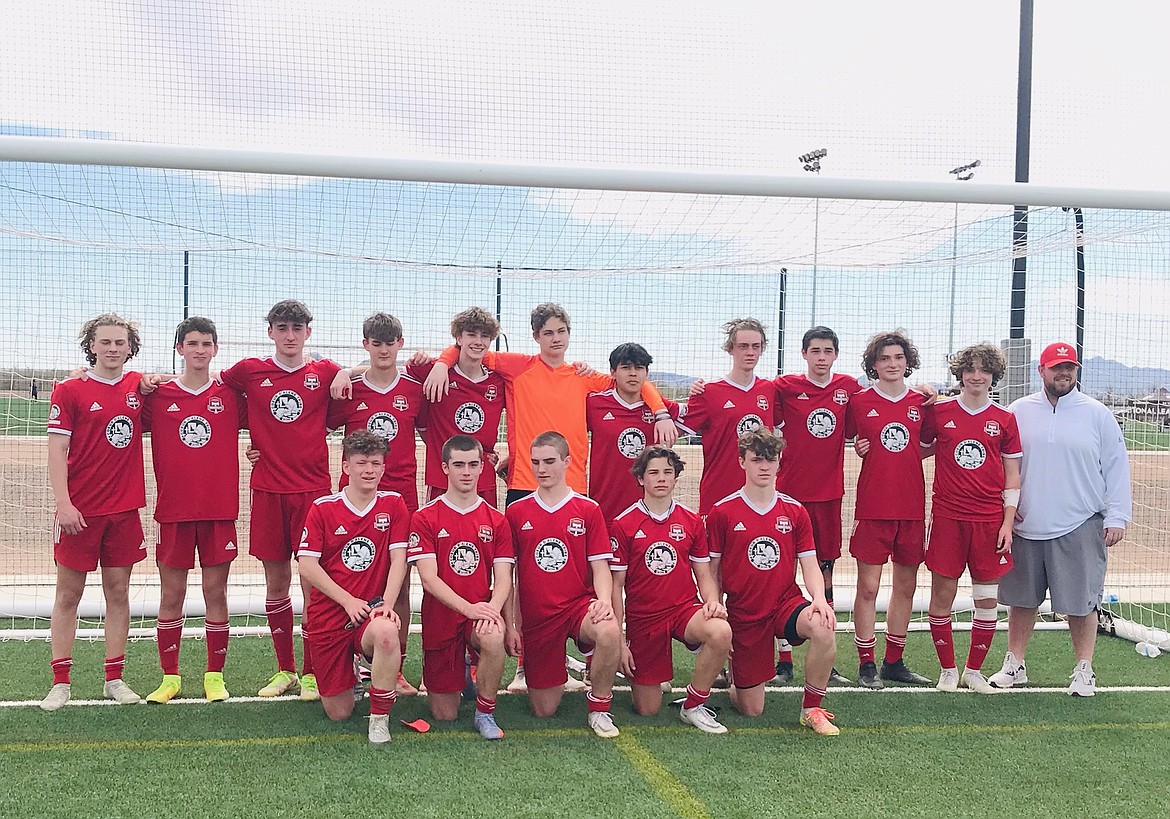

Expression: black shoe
xmin=773 ymin=661 xmax=794 ymax=684
xmin=880 ymin=659 xmax=931 ymax=685
xmin=858 ymin=661 xmax=883 ymax=689
xmin=828 ymin=667 xmax=852 ymax=685
xmin=711 ymin=667 xmax=730 ymax=690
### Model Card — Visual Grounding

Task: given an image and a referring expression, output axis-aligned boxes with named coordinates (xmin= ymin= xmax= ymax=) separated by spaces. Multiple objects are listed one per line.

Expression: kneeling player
xmin=611 ymin=447 xmax=732 ymax=734
xmin=297 ymin=431 xmax=410 ymax=744
xmin=408 ymin=435 xmax=514 ymax=740
xmin=708 ymin=430 xmax=840 ymax=735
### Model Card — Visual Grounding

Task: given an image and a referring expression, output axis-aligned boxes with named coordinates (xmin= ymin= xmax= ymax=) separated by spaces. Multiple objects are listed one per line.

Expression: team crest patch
xmin=833 ymin=389 xmax=849 ymax=405
xmin=270 ymin=390 xmax=303 ymax=423
xmin=880 ymin=422 xmax=910 ymax=453
xmin=984 ymin=420 xmax=1001 ymax=437
xmin=485 ymin=386 xmax=498 ymax=402
xmin=105 ymin=415 xmax=134 ymax=448
xmin=207 ymin=396 xmax=225 ymax=414
xmin=478 ymin=525 xmax=494 ymax=543
xmin=645 ymin=541 xmax=678 ymax=575
xmin=641 ymin=409 xmax=654 ymax=425
xmin=776 ymin=515 xmax=792 ymax=534
xmin=668 ymin=523 xmax=686 ymax=542
xmin=304 ymin=374 xmax=320 ymax=391
xmin=392 ymin=395 xmax=409 ymax=412
xmin=407 ymin=532 xmax=420 ymax=551
xmin=955 ymin=439 xmax=987 ymax=470
xmin=178 ymin=416 xmax=212 ymax=448
xmin=617 ymin=427 xmax=646 ymax=459
xmin=341 ymin=537 xmax=376 ymax=572
xmin=756 ymin=395 xmax=769 ymax=410
xmin=747 ymin=536 xmax=780 ymax=571
xmin=125 ymin=393 xmax=141 ymax=410
xmin=534 ymin=538 xmax=569 ymax=573
xmin=367 ymin=412 xmax=399 ymax=440
xmin=736 ymin=414 xmax=764 ymax=437
xmin=807 ymin=408 xmax=836 ymax=439
xmin=907 ymin=406 xmax=920 ymax=422
xmin=610 ymin=536 xmax=620 ymax=553
xmin=455 ymin=402 xmax=485 ymax=433
xmin=449 ymin=541 xmax=480 ymax=576
xmin=567 ymin=517 xmax=586 ymax=537
xmin=49 ymin=404 xmax=61 ymax=420
xmin=374 ymin=513 xmax=391 ymax=532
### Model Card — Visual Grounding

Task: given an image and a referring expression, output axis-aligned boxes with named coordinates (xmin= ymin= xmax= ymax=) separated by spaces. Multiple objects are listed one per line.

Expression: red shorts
xmin=249 ymin=489 xmax=323 ymax=561
xmin=54 ymin=510 xmax=146 ymax=573
xmin=305 ymin=617 xmax=375 ymax=698
xmin=926 ymin=515 xmax=1014 ymax=580
xmin=521 ymin=597 xmax=594 ymax=690
xmin=804 ymin=498 xmax=843 ymax=563
xmin=427 ymin=484 xmax=499 ymax=509
xmin=626 ymin=602 xmax=703 ymax=686
xmin=156 ymin=520 xmax=238 ymax=569
xmin=850 ymin=519 xmax=925 ymax=566
xmin=728 ymin=594 xmax=810 ymax=689
xmin=423 ymin=619 xmax=478 ymax=694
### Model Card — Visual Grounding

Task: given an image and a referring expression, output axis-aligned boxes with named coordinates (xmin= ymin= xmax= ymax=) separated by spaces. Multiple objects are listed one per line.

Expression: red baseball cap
xmin=1040 ymin=342 xmax=1080 ymax=368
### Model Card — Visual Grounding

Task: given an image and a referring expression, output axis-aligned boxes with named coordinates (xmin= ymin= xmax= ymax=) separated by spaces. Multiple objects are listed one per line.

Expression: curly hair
xmin=722 ymin=318 xmax=767 ymax=353
xmin=737 ymin=428 xmax=786 ymax=460
xmin=862 ymin=330 xmax=920 ymax=380
xmin=632 ymin=445 xmax=685 ymax=479
xmin=343 ymin=429 xmax=389 ymax=460
xmin=79 ymin=314 xmax=141 ymax=367
xmin=948 ymin=343 xmax=1007 ymax=385
xmin=450 ymin=306 xmax=500 ymax=340
xmin=266 ymin=299 xmax=313 ymax=326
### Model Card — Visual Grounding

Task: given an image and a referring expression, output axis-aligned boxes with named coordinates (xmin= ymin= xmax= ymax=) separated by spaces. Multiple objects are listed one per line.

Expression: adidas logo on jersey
xmin=733 ymin=522 xmax=746 ymax=531
xmin=521 ymin=521 xmax=533 ymax=530
xmin=166 ymin=403 xmax=180 ymax=412
xmin=89 ymin=401 xmax=103 ymax=411
xmin=634 ymin=529 xmax=646 ymax=539
xmin=723 ymin=400 xmax=736 ymax=409
xmin=357 ymin=402 xmax=369 ymax=410
xmin=260 ymin=378 xmax=273 ymax=387
xmin=437 ymin=528 xmax=450 ymax=538
xmin=944 ymin=420 xmax=957 ymax=428
xmin=867 ymin=409 xmax=879 ymax=417
xmin=603 ymin=412 xmax=615 ymax=420
xmin=797 ymin=393 xmax=809 ymax=400
xmin=334 ymin=525 xmax=348 ymax=535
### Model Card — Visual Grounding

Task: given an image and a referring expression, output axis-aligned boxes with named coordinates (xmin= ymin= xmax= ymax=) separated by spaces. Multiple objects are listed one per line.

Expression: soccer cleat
xmin=565 ymin=655 xmax=587 ymax=674
xmin=203 ymin=671 xmax=230 ymax=702
xmin=799 ymin=707 xmax=841 ymax=736
xmin=880 ymin=659 xmax=931 ymax=685
xmin=711 ymin=667 xmax=730 ymax=690
xmin=299 ymin=673 xmax=321 ymax=701
xmin=474 ymin=710 xmax=505 ymax=740
xmin=257 ymin=670 xmax=299 ymax=697
xmin=507 ymin=666 xmax=528 ymax=694
xmin=988 ymin=651 xmax=1028 ymax=689
xmin=828 ymin=667 xmax=852 ymax=685
xmin=1068 ymin=660 xmax=1096 ymax=697
xmin=146 ymin=674 xmax=182 ymax=704
xmin=368 ymin=714 xmax=391 ymax=745
xmin=396 ymin=671 xmax=419 ymax=696
xmin=564 ymin=672 xmax=587 ymax=692
xmin=103 ymin=678 xmax=142 ymax=705
xmin=773 ymin=661 xmax=794 ymax=684
xmin=960 ymin=668 xmax=997 ymax=695
xmin=857 ymin=661 xmax=883 ymax=690
xmin=936 ymin=668 xmax=959 ymax=693
xmin=587 ymin=710 xmax=620 ymax=738
xmin=40 ymin=683 xmax=72 ymax=712
xmin=661 ymin=681 xmax=673 ymax=693
xmin=680 ymin=704 xmax=729 ymax=734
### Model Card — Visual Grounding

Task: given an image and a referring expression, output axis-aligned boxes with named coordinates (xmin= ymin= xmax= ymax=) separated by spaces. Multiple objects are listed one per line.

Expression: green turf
xmin=1123 ymin=419 xmax=1170 ymax=451
xmin=3 ymin=631 xmax=1169 ymax=819
xmin=0 ymin=396 xmax=49 ymax=435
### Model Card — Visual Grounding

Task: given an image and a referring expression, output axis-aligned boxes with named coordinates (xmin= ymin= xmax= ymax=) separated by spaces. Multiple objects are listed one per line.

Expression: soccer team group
xmin=39 ymin=299 xmax=1132 ymax=744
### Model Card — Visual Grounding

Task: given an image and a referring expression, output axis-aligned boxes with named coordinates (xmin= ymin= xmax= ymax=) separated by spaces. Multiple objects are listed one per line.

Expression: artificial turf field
xmin=3 ymin=629 xmax=1169 ymax=819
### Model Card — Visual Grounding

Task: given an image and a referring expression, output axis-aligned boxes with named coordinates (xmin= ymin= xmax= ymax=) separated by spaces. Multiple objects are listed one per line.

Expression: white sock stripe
xmin=928 ymin=615 xmax=952 ymax=626
xmin=156 ymin=618 xmax=186 ymax=629
xmin=586 ymin=692 xmax=613 ymax=704
xmin=803 ymin=684 xmax=827 ymax=696
xmin=886 ymin=634 xmax=907 ymax=646
xmin=204 ymin=621 xmax=230 ymax=631
xmin=853 ymin=636 xmax=876 ymax=648
xmin=264 ymin=598 xmax=293 ymax=614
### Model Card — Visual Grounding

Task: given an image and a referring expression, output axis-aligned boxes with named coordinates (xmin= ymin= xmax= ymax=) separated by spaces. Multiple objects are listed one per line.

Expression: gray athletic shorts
xmin=998 ymin=514 xmax=1107 ymax=617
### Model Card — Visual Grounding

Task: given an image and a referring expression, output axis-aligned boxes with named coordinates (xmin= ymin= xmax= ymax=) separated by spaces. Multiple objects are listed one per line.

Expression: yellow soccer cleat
xmin=204 ymin=671 xmax=230 ymax=702
xmin=299 ymin=672 xmax=321 ymax=701
xmin=146 ymin=674 xmax=182 ymax=704
xmin=257 ymin=670 xmax=298 ymax=697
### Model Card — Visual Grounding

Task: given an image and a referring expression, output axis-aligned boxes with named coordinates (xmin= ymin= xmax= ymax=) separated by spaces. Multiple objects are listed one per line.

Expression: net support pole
xmin=1006 ymin=0 xmax=1034 ymax=405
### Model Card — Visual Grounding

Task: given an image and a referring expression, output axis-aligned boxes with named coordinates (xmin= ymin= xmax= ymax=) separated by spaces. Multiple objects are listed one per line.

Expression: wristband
xmin=1002 ymin=488 xmax=1020 ymax=508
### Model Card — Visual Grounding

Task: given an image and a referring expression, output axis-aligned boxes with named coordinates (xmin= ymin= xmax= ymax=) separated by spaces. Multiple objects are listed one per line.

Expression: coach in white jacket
xmin=988 ymin=342 xmax=1132 ymax=697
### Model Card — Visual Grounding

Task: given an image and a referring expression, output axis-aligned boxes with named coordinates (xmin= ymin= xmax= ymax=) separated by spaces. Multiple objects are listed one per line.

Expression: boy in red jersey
xmin=586 ymin=343 xmax=682 ymax=526
xmin=707 ymin=430 xmax=840 ymax=735
xmin=142 ymin=317 xmax=246 ymax=704
xmin=220 ymin=299 xmax=341 ymax=699
xmin=297 ymin=431 xmax=410 ymax=745
xmin=610 ymin=446 xmax=732 ymax=733
xmin=327 ymin=312 xmax=424 ymax=694
xmin=42 ymin=314 xmax=147 ymax=711
xmin=407 ymin=435 xmax=514 ymax=740
xmin=926 ymin=344 xmax=1021 ymax=694
xmin=504 ymin=431 xmax=623 ymax=737
xmin=847 ymin=330 xmax=937 ymax=689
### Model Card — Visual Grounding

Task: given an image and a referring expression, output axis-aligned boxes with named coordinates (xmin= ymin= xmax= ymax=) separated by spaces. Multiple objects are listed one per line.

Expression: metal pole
xmin=495 ymin=260 xmax=502 ymax=351
xmin=948 ymin=202 xmax=958 ymax=369
xmin=775 ymin=267 xmax=788 ymax=376
xmin=1074 ymin=208 xmax=1085 ymax=365
xmin=811 ymin=200 xmax=819 ymax=326
xmin=1005 ymin=0 xmax=1035 ymax=405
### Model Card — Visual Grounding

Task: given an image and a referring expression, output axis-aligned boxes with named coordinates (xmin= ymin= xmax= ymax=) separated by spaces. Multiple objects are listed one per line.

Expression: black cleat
xmin=711 ymin=667 xmax=731 ymax=689
xmin=773 ymin=661 xmax=794 ymax=684
xmin=858 ymin=661 xmax=883 ymax=689
xmin=828 ymin=667 xmax=852 ymax=685
xmin=880 ymin=659 xmax=932 ymax=685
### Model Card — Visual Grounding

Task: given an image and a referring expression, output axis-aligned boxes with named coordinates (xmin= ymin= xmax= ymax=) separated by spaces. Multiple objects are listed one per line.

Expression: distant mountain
xmin=1039 ymin=356 xmax=1170 ymax=397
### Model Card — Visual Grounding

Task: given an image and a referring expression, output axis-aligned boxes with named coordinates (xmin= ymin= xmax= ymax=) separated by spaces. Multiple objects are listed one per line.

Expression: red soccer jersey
xmin=677 ymin=376 xmax=780 ymax=515
xmin=706 ymin=490 xmax=814 ymax=622
xmin=327 ymin=373 xmax=423 ymax=507
xmin=610 ymin=500 xmax=707 ymax=622
xmin=931 ymin=398 xmax=1023 ymax=520
xmin=506 ymin=492 xmax=611 ymax=627
xmin=408 ymin=361 xmax=505 ymax=495
xmin=845 ymin=387 xmax=937 ymax=521
xmin=298 ymin=490 xmax=410 ymax=635
xmin=775 ymin=373 xmax=862 ymax=502
xmin=586 ymin=390 xmax=681 ymax=523
xmin=143 ymin=379 xmax=247 ymax=523
xmin=46 ymin=372 xmax=146 ymax=516
xmin=406 ymin=496 xmax=515 ymax=645
xmin=220 ymin=357 xmax=340 ymax=494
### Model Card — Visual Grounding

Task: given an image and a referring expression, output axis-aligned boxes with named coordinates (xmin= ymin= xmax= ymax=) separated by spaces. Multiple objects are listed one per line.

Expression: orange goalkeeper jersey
xmin=437 ymin=348 xmax=666 ymax=493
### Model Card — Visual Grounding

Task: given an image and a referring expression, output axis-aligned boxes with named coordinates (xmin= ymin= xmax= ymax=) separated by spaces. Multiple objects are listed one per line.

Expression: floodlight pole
xmin=1062 ymin=207 xmax=1086 ymax=365
xmin=799 ymin=149 xmax=828 ymax=326
xmin=947 ymin=161 xmax=980 ymax=382
xmin=1005 ymin=0 xmax=1034 ymax=405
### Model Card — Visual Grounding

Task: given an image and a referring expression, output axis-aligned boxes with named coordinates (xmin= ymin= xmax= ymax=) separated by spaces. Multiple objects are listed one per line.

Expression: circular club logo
xmin=644 ymin=541 xmax=678 ymax=575
xmin=747 ymin=536 xmax=780 ymax=571
xmin=736 ymin=413 xmax=764 ymax=437
xmin=449 ymin=541 xmax=481 ymax=576
xmin=270 ymin=390 xmax=303 ymax=423
xmin=617 ymin=427 xmax=646 ymax=459
xmin=49 ymin=404 xmax=61 ymax=421
xmin=534 ymin=537 xmax=569 ymax=573
xmin=454 ymin=402 xmax=485 ymax=433
xmin=879 ymin=422 xmax=910 ymax=453
xmin=341 ymin=536 xmax=376 ymax=572
xmin=105 ymin=415 xmax=134 ymax=448
xmin=178 ymin=416 xmax=212 ymax=448
xmin=954 ymin=439 xmax=987 ymax=470
xmin=367 ymin=412 xmax=399 ymax=441
xmin=407 ymin=532 xmax=421 ymax=551
xmin=806 ymin=408 xmax=836 ymax=439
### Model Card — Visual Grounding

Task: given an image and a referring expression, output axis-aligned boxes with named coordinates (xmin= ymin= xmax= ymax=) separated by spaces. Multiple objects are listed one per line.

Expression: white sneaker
xmin=988 ymin=651 xmax=1028 ymax=689
xmin=507 ymin=667 xmax=528 ymax=694
xmin=40 ymin=683 xmax=72 ymax=712
xmin=368 ymin=714 xmax=391 ymax=744
xmin=587 ymin=710 xmax=620 ymax=738
xmin=960 ymin=668 xmax=997 ymax=694
xmin=1068 ymin=660 xmax=1096 ymax=697
xmin=103 ymin=678 xmax=141 ymax=705
xmin=661 ymin=681 xmax=673 ymax=693
xmin=564 ymin=673 xmax=587 ymax=692
xmin=936 ymin=667 xmax=959 ymax=692
xmin=565 ymin=655 xmax=587 ymax=674
xmin=680 ymin=704 xmax=728 ymax=734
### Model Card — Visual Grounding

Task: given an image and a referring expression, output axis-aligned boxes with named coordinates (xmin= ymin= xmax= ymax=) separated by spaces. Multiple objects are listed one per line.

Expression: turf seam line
xmin=613 ymin=732 xmax=711 ymax=819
